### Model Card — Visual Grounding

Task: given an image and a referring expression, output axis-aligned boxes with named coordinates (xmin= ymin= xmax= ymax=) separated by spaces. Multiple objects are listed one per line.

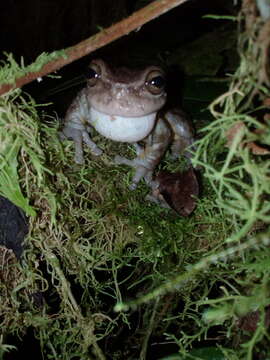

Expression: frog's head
xmin=86 ymin=59 xmax=167 ymax=117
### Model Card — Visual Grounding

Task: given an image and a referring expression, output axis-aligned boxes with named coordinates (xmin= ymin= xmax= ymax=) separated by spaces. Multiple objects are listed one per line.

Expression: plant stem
xmin=140 ymin=298 xmax=160 ymax=360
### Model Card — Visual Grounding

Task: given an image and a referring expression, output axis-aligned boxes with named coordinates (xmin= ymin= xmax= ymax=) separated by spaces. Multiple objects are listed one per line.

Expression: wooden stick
xmin=0 ymin=0 xmax=189 ymax=96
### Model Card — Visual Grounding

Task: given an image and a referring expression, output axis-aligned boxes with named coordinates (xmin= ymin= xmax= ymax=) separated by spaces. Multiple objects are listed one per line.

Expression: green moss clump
xmin=0 ymin=51 xmax=66 ymax=85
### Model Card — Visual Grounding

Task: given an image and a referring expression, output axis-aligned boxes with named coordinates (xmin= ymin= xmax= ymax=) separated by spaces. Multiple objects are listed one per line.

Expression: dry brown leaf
xmin=225 ymin=121 xmax=246 ymax=148
xmin=263 ymin=98 xmax=270 ymax=107
xmin=226 ymin=121 xmax=270 ymax=155
xmin=152 ymin=167 xmax=199 ymax=217
xmin=246 ymin=141 xmax=270 ymax=154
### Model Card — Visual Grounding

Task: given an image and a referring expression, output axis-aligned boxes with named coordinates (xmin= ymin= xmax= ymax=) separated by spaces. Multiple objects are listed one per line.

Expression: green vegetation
xmin=0 ymin=9 xmax=270 ymax=360
xmin=0 ymin=51 xmax=66 ymax=85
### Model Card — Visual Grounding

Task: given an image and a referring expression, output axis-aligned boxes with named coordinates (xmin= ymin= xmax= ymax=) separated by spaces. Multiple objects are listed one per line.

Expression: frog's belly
xmin=90 ymin=107 xmax=156 ymax=142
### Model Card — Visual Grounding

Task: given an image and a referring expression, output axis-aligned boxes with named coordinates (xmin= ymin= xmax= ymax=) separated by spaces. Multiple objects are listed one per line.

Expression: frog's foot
xmin=73 ymin=141 xmax=85 ymax=165
xmin=74 ymin=153 xmax=85 ymax=165
xmin=145 ymin=181 xmax=171 ymax=208
xmin=58 ymin=128 xmax=85 ymax=164
xmin=133 ymin=143 xmax=144 ymax=156
xmin=114 ymin=155 xmax=153 ymax=190
xmin=114 ymin=155 xmax=133 ymax=167
xmin=145 ymin=193 xmax=171 ymax=208
xmin=82 ymin=131 xmax=103 ymax=156
xmin=90 ymin=146 xmax=103 ymax=156
xmin=58 ymin=130 xmax=66 ymax=142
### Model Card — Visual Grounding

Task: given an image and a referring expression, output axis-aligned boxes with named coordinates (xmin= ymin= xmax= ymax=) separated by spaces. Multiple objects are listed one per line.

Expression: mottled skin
xmin=60 ymin=59 xmax=194 ymax=189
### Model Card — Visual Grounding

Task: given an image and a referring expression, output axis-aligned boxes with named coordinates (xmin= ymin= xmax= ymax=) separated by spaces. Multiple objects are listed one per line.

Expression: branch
xmin=0 ymin=0 xmax=189 ymax=96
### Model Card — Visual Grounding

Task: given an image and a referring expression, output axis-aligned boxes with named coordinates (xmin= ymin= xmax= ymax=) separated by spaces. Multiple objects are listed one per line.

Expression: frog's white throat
xmin=90 ymin=107 xmax=156 ymax=142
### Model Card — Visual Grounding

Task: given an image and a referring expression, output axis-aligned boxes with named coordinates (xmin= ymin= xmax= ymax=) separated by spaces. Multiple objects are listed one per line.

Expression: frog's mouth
xmin=90 ymin=107 xmax=156 ymax=142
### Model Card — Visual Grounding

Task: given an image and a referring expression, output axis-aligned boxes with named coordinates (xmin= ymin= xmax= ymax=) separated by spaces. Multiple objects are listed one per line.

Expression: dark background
xmin=0 ymin=0 xmax=235 ymax=62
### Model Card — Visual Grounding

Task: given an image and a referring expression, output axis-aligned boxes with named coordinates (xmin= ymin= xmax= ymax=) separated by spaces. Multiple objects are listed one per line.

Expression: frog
xmin=60 ymin=59 xmax=194 ymax=190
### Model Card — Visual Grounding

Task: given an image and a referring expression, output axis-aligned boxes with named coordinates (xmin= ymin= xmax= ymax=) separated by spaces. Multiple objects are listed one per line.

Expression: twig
xmin=0 ymin=0 xmax=189 ymax=96
xmin=139 ymin=297 xmax=160 ymax=360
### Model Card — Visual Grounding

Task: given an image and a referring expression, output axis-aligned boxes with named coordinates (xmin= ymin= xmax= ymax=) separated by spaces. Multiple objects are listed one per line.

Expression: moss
xmin=0 ymin=51 xmax=66 ymax=85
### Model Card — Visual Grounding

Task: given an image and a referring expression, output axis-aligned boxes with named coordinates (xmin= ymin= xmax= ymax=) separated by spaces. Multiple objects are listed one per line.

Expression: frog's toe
xmin=114 ymin=155 xmax=132 ymax=166
xmin=149 ymin=180 xmax=159 ymax=190
xmin=74 ymin=155 xmax=85 ymax=165
xmin=114 ymin=155 xmax=123 ymax=164
xmin=92 ymin=147 xmax=103 ymax=156
xmin=129 ymin=182 xmax=138 ymax=191
xmin=170 ymin=152 xmax=179 ymax=160
xmin=58 ymin=131 xmax=66 ymax=141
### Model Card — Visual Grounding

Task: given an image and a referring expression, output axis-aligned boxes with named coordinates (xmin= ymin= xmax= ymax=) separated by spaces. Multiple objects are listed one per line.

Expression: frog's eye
xmin=145 ymin=70 xmax=166 ymax=95
xmin=87 ymin=62 xmax=101 ymax=86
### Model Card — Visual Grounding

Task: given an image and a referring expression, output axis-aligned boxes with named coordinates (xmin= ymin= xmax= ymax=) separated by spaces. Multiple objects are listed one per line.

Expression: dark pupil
xmin=150 ymin=76 xmax=165 ymax=88
xmin=87 ymin=68 xmax=98 ymax=79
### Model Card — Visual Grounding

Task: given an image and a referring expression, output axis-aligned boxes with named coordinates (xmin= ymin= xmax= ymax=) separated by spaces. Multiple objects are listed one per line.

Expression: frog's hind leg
xmin=116 ymin=121 xmax=171 ymax=189
xmin=164 ymin=110 xmax=195 ymax=161
xmin=114 ymin=150 xmax=151 ymax=190
xmin=171 ymin=135 xmax=194 ymax=161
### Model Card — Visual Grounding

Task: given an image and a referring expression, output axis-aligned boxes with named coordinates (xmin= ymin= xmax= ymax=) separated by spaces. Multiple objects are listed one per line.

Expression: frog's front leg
xmin=60 ymin=89 xmax=102 ymax=164
xmin=60 ymin=126 xmax=85 ymax=164
xmin=61 ymin=123 xmax=102 ymax=164
xmin=115 ymin=119 xmax=171 ymax=189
